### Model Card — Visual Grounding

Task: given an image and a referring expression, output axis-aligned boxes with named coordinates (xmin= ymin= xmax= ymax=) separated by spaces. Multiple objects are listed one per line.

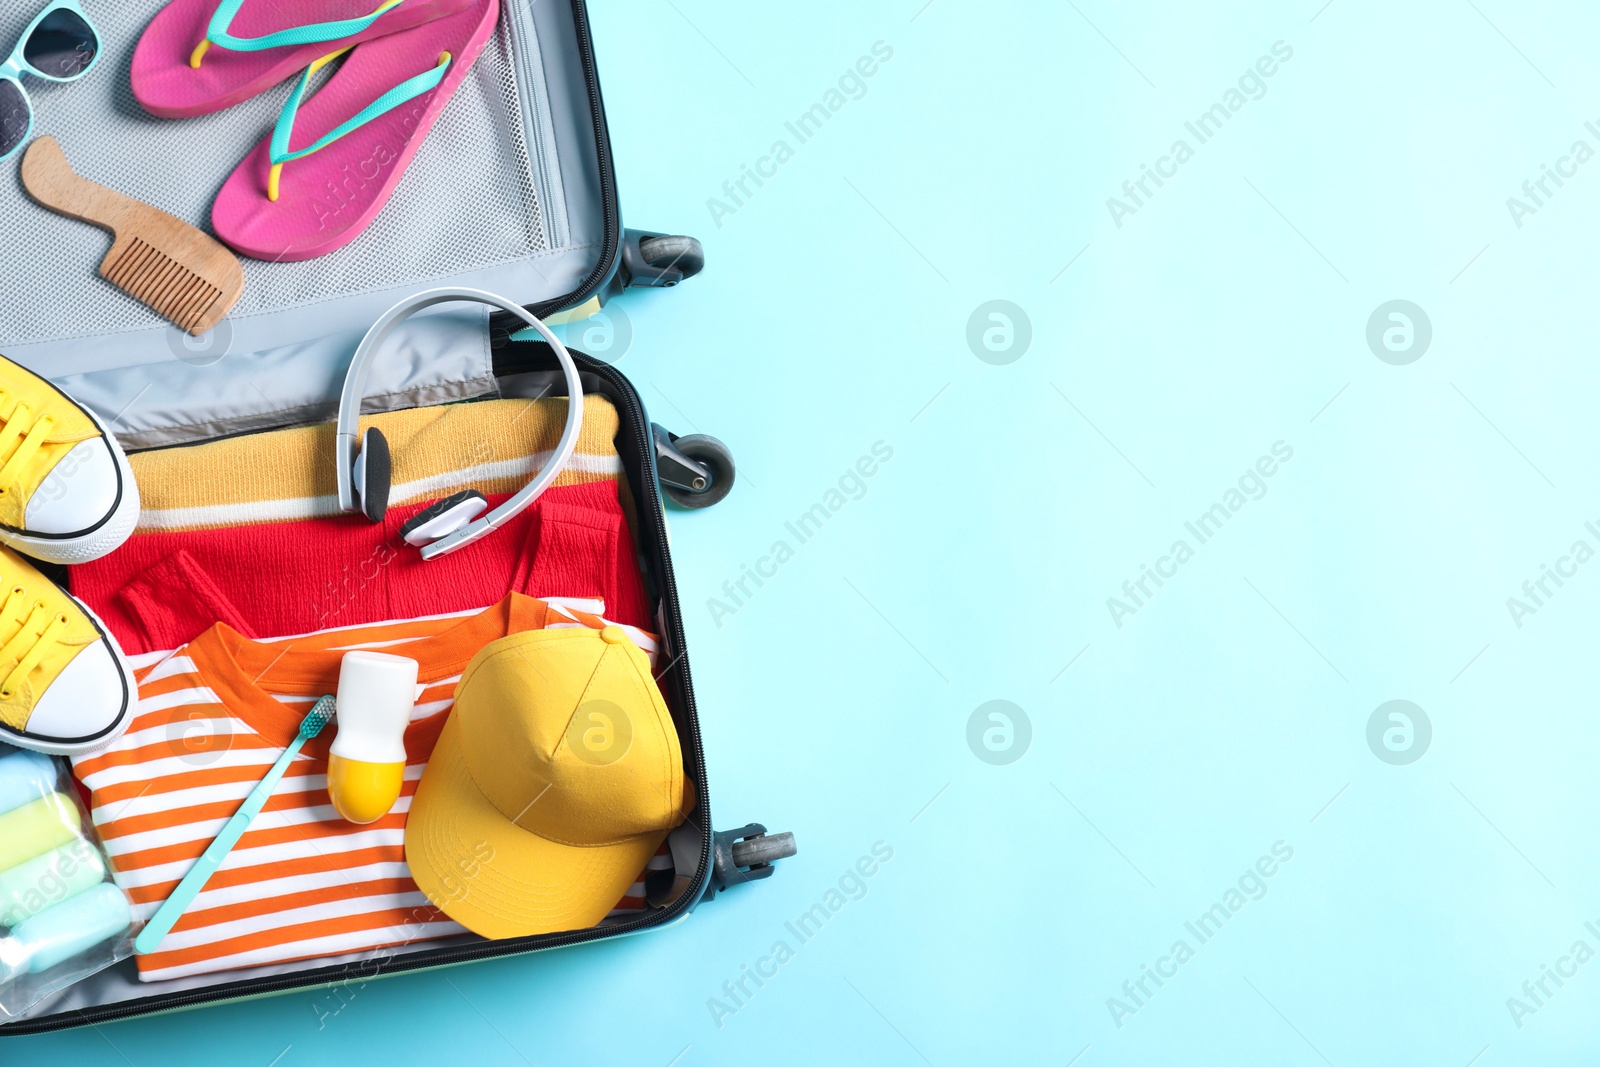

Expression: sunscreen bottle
xmin=327 ymin=651 xmax=419 ymax=824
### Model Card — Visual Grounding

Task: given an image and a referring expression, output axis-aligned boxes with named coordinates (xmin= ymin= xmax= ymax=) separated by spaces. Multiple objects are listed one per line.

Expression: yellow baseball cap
xmin=405 ymin=625 xmax=687 ymax=939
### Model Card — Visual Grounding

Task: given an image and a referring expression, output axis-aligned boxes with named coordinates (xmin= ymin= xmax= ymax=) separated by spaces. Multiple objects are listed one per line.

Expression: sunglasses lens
xmin=24 ymin=8 xmax=97 ymax=79
xmin=0 ymin=81 xmax=30 ymax=158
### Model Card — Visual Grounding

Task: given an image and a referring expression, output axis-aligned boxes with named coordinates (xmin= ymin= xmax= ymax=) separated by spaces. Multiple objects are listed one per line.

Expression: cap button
xmin=600 ymin=626 xmax=627 ymax=645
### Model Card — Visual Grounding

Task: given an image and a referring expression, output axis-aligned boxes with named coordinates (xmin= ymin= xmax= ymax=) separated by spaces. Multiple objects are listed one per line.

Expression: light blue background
xmin=19 ymin=0 xmax=1600 ymax=1063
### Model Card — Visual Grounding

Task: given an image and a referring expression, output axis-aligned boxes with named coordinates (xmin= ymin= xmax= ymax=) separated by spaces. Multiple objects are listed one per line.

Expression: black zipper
xmin=516 ymin=0 xmax=621 ymax=323
xmin=1 ymin=1 xmax=712 ymax=1035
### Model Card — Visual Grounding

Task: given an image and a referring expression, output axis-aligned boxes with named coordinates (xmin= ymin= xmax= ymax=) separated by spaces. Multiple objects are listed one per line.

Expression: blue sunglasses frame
xmin=0 ymin=0 xmax=100 ymax=161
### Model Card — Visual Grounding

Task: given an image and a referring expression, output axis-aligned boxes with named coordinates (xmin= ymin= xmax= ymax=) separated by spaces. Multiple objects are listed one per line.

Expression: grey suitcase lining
xmin=0 ymin=0 xmax=607 ymax=448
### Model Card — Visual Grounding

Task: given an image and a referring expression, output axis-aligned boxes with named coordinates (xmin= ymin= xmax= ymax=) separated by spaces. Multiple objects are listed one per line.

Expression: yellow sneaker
xmin=0 ymin=355 xmax=138 ymax=565
xmin=0 ymin=545 xmax=134 ymax=755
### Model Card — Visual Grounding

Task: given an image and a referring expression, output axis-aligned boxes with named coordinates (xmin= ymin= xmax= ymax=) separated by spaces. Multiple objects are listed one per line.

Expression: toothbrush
xmin=135 ymin=696 xmax=335 ymax=956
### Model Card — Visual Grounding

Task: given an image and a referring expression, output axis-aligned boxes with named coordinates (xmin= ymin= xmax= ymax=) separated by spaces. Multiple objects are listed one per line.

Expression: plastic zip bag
xmin=0 ymin=742 xmax=136 ymax=1020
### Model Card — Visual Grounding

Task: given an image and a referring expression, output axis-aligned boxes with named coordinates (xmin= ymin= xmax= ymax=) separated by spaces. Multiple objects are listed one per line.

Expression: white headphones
xmin=336 ymin=287 xmax=585 ymax=561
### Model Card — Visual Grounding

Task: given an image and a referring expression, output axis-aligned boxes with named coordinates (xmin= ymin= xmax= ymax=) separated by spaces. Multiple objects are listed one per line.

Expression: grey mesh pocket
xmin=0 ymin=0 xmax=552 ymax=348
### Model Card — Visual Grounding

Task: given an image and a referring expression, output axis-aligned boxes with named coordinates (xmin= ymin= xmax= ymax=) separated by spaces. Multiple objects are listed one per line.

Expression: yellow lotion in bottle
xmin=327 ymin=651 xmax=419 ymax=824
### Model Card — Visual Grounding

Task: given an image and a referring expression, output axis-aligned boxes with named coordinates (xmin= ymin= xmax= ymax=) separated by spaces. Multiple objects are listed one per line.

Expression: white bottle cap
xmin=329 ymin=651 xmax=420 ymax=765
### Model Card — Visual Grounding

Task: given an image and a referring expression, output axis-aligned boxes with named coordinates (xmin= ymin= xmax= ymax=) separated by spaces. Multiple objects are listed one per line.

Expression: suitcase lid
xmin=0 ymin=0 xmax=620 ymax=448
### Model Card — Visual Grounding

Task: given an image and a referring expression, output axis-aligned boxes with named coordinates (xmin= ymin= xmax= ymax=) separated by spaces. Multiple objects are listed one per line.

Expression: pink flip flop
xmin=211 ymin=0 xmax=499 ymax=262
xmin=131 ymin=0 xmax=477 ymax=119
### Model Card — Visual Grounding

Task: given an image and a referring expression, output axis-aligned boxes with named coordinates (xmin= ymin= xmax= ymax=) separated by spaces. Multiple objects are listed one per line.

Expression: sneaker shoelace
xmin=0 ymin=584 xmax=70 ymax=700
xmin=0 ymin=392 xmax=54 ymax=495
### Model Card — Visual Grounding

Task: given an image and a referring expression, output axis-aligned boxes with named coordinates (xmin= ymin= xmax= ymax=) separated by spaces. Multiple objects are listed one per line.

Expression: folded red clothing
xmin=69 ymin=481 xmax=649 ymax=656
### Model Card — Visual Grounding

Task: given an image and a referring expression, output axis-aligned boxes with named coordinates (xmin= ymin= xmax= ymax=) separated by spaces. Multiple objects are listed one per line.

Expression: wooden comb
xmin=21 ymin=136 xmax=243 ymax=336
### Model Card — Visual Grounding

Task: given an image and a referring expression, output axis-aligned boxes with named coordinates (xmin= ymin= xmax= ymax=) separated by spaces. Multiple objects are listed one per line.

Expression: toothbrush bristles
xmin=300 ymin=695 xmax=337 ymax=740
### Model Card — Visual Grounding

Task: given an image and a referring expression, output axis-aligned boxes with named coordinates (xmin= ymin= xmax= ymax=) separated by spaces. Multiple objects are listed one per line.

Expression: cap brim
xmin=405 ymin=714 xmax=666 ymax=939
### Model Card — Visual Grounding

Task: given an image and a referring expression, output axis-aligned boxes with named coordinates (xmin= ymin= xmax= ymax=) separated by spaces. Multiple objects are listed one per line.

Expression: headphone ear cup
xmin=353 ymin=427 xmax=391 ymax=523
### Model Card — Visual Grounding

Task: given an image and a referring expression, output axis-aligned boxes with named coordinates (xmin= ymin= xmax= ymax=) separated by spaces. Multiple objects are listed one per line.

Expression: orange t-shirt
xmin=72 ymin=594 xmax=664 ymax=982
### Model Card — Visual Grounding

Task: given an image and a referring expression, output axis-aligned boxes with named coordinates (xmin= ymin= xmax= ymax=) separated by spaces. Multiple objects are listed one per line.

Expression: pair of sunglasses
xmin=0 ymin=0 xmax=99 ymax=161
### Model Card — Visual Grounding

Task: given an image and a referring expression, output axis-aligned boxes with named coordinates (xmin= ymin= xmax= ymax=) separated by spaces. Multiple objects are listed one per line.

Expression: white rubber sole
xmin=0 ymin=404 xmax=140 ymax=566
xmin=0 ymin=599 xmax=137 ymax=757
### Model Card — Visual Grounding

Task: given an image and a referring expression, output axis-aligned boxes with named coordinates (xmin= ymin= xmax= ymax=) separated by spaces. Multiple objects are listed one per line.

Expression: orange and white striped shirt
xmin=72 ymin=594 xmax=663 ymax=982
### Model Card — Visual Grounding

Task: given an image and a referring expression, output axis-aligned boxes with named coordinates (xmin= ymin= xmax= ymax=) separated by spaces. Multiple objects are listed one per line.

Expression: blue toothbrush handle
xmin=134 ymin=735 xmax=308 ymax=955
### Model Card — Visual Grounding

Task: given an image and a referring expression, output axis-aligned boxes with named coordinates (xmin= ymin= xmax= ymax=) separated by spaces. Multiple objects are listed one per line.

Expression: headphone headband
xmin=335 ymin=287 xmax=585 ymax=560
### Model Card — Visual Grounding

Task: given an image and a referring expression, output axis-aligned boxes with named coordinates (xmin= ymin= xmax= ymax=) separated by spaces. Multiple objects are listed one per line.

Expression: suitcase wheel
xmin=710 ymin=823 xmax=797 ymax=895
xmin=622 ymin=230 xmax=705 ymax=288
xmin=654 ymin=424 xmax=735 ymax=509
xmin=731 ymin=830 xmax=796 ymax=869
xmin=638 ymin=235 xmax=705 ymax=282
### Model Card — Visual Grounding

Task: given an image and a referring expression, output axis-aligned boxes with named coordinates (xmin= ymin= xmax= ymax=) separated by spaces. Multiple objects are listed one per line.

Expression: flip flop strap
xmin=206 ymin=0 xmax=407 ymax=54
xmin=266 ymin=49 xmax=451 ymax=199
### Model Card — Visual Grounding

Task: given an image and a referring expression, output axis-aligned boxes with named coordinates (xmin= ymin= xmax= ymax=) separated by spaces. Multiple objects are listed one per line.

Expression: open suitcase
xmin=0 ymin=0 xmax=793 ymax=1035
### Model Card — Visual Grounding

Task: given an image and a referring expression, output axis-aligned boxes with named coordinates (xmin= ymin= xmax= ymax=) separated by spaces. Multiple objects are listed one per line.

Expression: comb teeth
xmin=103 ymin=237 xmax=222 ymax=333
